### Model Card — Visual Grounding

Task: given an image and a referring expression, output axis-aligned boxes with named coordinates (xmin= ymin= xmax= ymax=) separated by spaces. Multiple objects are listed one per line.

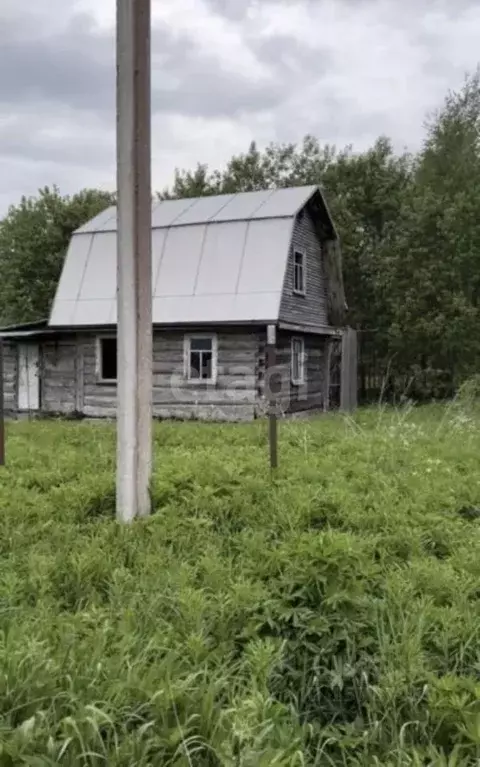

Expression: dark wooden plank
xmin=341 ymin=328 xmax=358 ymax=412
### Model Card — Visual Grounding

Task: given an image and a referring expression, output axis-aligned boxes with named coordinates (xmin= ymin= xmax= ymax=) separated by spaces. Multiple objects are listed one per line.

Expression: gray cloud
xmin=0 ymin=0 xmax=479 ymax=214
xmin=251 ymin=32 xmax=331 ymax=81
xmin=0 ymin=109 xmax=114 ymax=167
xmin=151 ymin=25 xmax=283 ymax=118
xmin=0 ymin=10 xmax=280 ymax=120
xmin=201 ymin=0 xmax=255 ymax=20
xmin=0 ymin=15 xmax=114 ymax=112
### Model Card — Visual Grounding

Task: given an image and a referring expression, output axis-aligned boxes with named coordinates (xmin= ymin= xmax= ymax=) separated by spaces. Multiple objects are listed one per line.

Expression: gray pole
xmin=116 ymin=0 xmax=152 ymax=521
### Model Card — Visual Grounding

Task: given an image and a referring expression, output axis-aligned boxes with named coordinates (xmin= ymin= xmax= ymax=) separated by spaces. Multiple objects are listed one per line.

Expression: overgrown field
xmin=1 ymin=404 xmax=480 ymax=765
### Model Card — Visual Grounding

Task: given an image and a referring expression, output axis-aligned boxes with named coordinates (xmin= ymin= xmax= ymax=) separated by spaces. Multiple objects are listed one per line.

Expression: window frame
xmin=96 ymin=335 xmax=117 ymax=384
xmin=291 ymin=336 xmax=305 ymax=386
xmin=183 ymin=333 xmax=218 ymax=385
xmin=293 ymin=248 xmax=307 ymax=296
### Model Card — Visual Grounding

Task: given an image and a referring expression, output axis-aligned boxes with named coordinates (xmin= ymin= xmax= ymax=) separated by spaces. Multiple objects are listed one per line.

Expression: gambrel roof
xmin=49 ymin=185 xmax=341 ymax=328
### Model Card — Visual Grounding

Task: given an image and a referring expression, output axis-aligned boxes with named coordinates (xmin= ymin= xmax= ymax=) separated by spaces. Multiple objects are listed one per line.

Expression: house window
xmin=293 ymin=249 xmax=306 ymax=294
xmin=291 ymin=337 xmax=305 ymax=385
xmin=97 ymin=337 xmax=117 ymax=382
xmin=185 ymin=335 xmax=217 ymax=382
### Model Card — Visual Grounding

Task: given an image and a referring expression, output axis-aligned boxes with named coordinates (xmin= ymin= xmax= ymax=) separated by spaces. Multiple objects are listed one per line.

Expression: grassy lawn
xmin=1 ymin=404 xmax=480 ymax=765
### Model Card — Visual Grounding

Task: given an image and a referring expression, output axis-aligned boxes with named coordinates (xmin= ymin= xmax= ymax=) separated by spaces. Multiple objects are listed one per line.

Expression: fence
xmin=328 ymin=328 xmax=358 ymax=411
xmin=356 ymin=330 xmax=459 ymax=405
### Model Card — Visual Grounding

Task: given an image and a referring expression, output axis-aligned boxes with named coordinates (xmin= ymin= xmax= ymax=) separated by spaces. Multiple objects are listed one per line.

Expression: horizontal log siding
xmin=82 ymin=329 xmax=257 ymax=421
xmin=255 ymin=331 xmax=329 ymax=416
xmin=279 ymin=208 xmax=329 ymax=328
xmin=3 ymin=342 xmax=17 ymax=412
xmin=289 ymin=333 xmax=328 ymax=413
xmin=41 ymin=338 xmax=78 ymax=413
xmin=5 ymin=329 xmax=329 ymax=420
xmin=254 ymin=331 xmax=291 ymax=416
xmin=82 ymin=335 xmax=116 ymax=418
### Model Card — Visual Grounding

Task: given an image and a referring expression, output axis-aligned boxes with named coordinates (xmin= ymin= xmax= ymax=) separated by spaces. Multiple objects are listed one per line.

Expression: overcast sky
xmin=1 ymin=0 xmax=479 ymax=213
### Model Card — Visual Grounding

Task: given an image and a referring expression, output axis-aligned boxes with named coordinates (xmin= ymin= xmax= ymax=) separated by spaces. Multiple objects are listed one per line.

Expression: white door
xmin=18 ymin=344 xmax=40 ymax=411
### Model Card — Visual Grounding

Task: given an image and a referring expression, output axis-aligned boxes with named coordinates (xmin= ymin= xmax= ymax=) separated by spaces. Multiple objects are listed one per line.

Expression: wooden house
xmin=1 ymin=185 xmax=351 ymax=420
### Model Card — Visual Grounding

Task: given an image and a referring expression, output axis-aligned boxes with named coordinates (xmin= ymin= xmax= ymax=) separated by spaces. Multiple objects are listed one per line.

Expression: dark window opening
xmin=99 ymin=337 xmax=117 ymax=381
xmin=291 ymin=337 xmax=305 ymax=385
xmin=187 ymin=337 xmax=215 ymax=381
xmin=293 ymin=250 xmax=306 ymax=294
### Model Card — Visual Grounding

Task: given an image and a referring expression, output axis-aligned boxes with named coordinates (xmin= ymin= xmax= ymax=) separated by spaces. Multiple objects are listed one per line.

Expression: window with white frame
xmin=293 ymin=249 xmax=306 ymax=294
xmin=291 ymin=337 xmax=305 ymax=385
xmin=97 ymin=337 xmax=117 ymax=382
xmin=185 ymin=335 xmax=217 ymax=382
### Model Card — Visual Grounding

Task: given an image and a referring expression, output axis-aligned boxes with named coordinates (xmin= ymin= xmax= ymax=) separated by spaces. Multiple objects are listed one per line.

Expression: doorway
xmin=18 ymin=343 xmax=40 ymax=411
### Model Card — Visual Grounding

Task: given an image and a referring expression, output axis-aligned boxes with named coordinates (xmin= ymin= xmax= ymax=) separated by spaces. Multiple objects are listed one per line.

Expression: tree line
xmin=2 ymin=72 xmax=480 ymax=401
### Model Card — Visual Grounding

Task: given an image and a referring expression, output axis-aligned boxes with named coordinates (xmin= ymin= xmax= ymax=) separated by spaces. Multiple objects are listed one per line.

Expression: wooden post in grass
xmin=116 ymin=0 xmax=152 ymax=521
xmin=0 ymin=339 xmax=4 ymax=466
xmin=266 ymin=324 xmax=278 ymax=470
xmin=340 ymin=327 xmax=358 ymax=412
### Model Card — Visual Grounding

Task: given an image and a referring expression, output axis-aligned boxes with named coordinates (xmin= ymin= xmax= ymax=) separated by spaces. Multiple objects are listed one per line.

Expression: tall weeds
xmin=0 ymin=407 xmax=479 ymax=764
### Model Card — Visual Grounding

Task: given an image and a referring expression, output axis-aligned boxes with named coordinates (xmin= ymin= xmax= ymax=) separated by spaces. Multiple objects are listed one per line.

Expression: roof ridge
xmin=75 ymin=185 xmax=319 ymax=235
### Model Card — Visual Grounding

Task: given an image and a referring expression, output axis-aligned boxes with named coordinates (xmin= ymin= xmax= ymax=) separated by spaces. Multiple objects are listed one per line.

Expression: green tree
xmin=159 ymin=163 xmax=221 ymax=199
xmin=0 ymin=186 xmax=115 ymax=325
xmin=321 ymin=138 xmax=412 ymax=333
xmin=386 ymin=70 xmax=480 ymax=396
xmin=161 ymin=137 xmax=339 ymax=199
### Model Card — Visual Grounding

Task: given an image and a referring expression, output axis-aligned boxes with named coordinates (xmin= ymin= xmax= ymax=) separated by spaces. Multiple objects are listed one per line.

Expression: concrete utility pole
xmin=116 ymin=0 xmax=152 ymax=522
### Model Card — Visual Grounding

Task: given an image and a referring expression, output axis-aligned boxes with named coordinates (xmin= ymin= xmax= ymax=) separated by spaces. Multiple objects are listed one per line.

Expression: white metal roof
xmin=49 ymin=186 xmax=320 ymax=327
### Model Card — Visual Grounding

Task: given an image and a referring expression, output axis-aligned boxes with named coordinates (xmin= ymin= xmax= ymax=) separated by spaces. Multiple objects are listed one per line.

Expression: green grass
xmin=1 ymin=403 xmax=480 ymax=764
